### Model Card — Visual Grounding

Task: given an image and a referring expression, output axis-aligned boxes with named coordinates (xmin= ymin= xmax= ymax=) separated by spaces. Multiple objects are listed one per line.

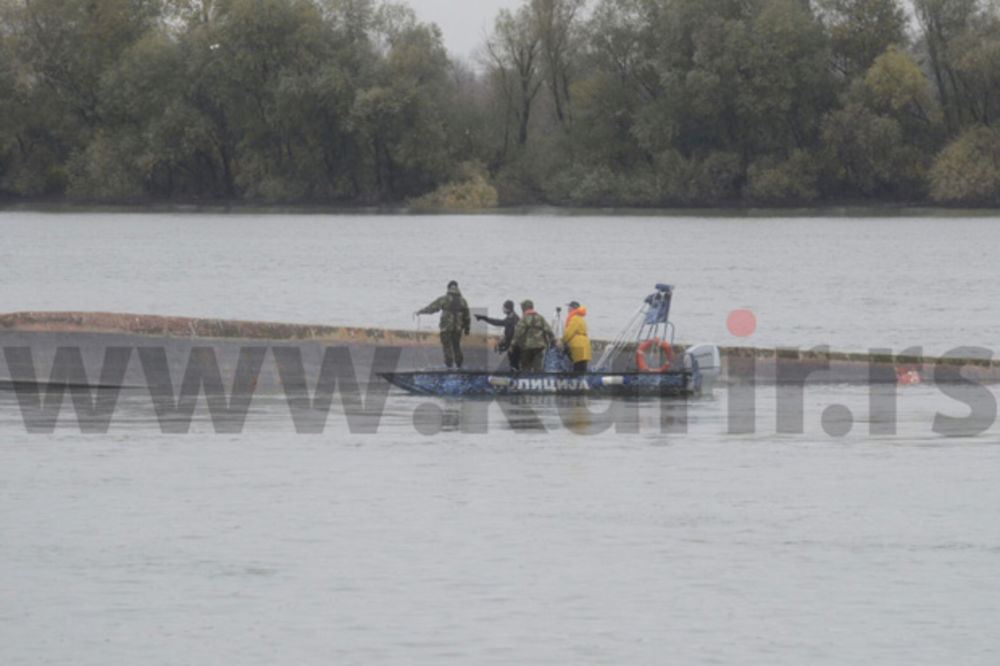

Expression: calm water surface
xmin=2 ymin=211 xmax=998 ymax=352
xmin=1 ymin=212 xmax=998 ymax=665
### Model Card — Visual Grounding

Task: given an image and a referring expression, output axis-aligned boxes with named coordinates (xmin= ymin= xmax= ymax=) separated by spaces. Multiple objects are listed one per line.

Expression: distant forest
xmin=1 ymin=0 xmax=999 ymax=207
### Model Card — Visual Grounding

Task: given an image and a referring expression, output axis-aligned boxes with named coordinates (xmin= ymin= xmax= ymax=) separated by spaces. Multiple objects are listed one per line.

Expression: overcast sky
xmin=406 ymin=0 xmax=524 ymax=60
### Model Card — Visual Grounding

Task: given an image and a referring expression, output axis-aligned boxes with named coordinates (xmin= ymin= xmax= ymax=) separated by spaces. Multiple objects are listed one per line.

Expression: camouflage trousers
xmin=519 ymin=347 xmax=545 ymax=372
xmin=440 ymin=330 xmax=464 ymax=368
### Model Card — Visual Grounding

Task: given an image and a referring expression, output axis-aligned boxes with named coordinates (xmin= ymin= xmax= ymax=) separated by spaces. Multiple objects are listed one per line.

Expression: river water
xmin=1 ymin=211 xmax=998 ymax=665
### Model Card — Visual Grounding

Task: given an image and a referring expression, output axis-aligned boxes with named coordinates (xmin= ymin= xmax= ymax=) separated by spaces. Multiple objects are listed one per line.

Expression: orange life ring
xmin=636 ymin=338 xmax=674 ymax=372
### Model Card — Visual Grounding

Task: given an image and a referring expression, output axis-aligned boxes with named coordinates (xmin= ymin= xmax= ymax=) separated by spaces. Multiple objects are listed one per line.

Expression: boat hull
xmin=379 ymin=370 xmax=701 ymax=398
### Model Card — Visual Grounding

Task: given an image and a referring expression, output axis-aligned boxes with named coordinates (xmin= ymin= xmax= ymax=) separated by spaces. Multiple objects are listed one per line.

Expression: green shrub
xmin=654 ymin=150 xmax=742 ymax=204
xmin=929 ymin=125 xmax=1000 ymax=205
xmin=745 ymin=150 xmax=820 ymax=203
xmin=66 ymin=133 xmax=146 ymax=202
xmin=409 ymin=162 xmax=499 ymax=211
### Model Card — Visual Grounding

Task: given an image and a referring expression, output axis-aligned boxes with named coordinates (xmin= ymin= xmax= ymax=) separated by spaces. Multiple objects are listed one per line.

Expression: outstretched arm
xmin=476 ymin=315 xmax=509 ymax=327
xmin=416 ymin=296 xmax=445 ymax=315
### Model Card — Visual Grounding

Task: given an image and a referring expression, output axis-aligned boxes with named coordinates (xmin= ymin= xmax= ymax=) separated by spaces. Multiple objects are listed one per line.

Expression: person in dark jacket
xmin=416 ymin=280 xmax=471 ymax=368
xmin=475 ymin=300 xmax=520 ymax=371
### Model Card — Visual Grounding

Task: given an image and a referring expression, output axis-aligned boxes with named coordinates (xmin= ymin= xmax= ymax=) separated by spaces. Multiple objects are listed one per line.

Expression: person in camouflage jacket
xmin=512 ymin=299 xmax=554 ymax=372
xmin=417 ymin=280 xmax=471 ymax=368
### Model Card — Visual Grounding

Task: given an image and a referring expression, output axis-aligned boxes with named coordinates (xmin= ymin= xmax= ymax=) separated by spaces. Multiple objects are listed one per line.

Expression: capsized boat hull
xmin=379 ymin=369 xmax=701 ymax=397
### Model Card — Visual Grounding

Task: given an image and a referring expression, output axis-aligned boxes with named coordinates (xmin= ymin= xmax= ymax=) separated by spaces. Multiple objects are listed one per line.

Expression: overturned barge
xmin=0 ymin=311 xmax=997 ymax=391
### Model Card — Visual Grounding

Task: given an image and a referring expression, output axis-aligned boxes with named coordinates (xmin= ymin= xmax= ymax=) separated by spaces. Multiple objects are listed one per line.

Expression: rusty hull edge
xmin=0 ymin=311 xmax=445 ymax=346
xmin=0 ymin=311 xmax=997 ymax=383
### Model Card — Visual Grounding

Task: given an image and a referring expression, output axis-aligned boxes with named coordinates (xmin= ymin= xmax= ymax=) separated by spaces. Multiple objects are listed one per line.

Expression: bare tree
xmin=484 ymin=6 xmax=543 ymax=153
xmin=531 ymin=0 xmax=584 ymax=124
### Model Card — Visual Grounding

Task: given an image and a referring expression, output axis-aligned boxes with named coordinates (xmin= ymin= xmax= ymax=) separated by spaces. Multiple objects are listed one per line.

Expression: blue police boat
xmin=380 ymin=285 xmax=720 ymax=398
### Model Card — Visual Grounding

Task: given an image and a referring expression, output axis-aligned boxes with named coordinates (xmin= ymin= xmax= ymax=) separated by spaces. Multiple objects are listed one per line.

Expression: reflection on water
xmin=344 ymin=392 xmax=716 ymax=439
xmin=1 ymin=380 xmax=997 ymax=442
xmin=407 ymin=395 xmax=666 ymax=435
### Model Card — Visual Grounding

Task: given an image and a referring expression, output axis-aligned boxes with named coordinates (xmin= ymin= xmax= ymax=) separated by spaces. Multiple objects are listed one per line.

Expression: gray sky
xmin=406 ymin=0 xmax=524 ymax=60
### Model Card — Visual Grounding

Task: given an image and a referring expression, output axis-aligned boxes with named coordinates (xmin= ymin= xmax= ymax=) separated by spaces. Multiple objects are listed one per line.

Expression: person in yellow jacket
xmin=561 ymin=300 xmax=592 ymax=374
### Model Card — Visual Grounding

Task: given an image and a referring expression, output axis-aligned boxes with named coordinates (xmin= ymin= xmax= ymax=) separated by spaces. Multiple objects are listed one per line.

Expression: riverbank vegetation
xmin=1 ymin=0 xmax=999 ymax=208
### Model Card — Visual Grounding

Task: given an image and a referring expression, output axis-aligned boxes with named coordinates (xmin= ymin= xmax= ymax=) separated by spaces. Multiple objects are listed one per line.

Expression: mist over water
xmin=1 ymin=212 xmax=998 ymax=665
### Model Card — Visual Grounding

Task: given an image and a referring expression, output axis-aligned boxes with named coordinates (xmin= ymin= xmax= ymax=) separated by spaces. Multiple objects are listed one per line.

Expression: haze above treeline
xmin=1 ymin=0 xmax=998 ymax=208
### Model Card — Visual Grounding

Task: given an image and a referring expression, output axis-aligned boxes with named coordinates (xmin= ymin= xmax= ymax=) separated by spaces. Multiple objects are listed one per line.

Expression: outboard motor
xmin=685 ymin=343 xmax=722 ymax=394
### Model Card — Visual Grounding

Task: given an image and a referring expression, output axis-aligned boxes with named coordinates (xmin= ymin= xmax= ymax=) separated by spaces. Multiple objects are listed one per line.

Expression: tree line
xmin=1 ymin=0 xmax=999 ymax=207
